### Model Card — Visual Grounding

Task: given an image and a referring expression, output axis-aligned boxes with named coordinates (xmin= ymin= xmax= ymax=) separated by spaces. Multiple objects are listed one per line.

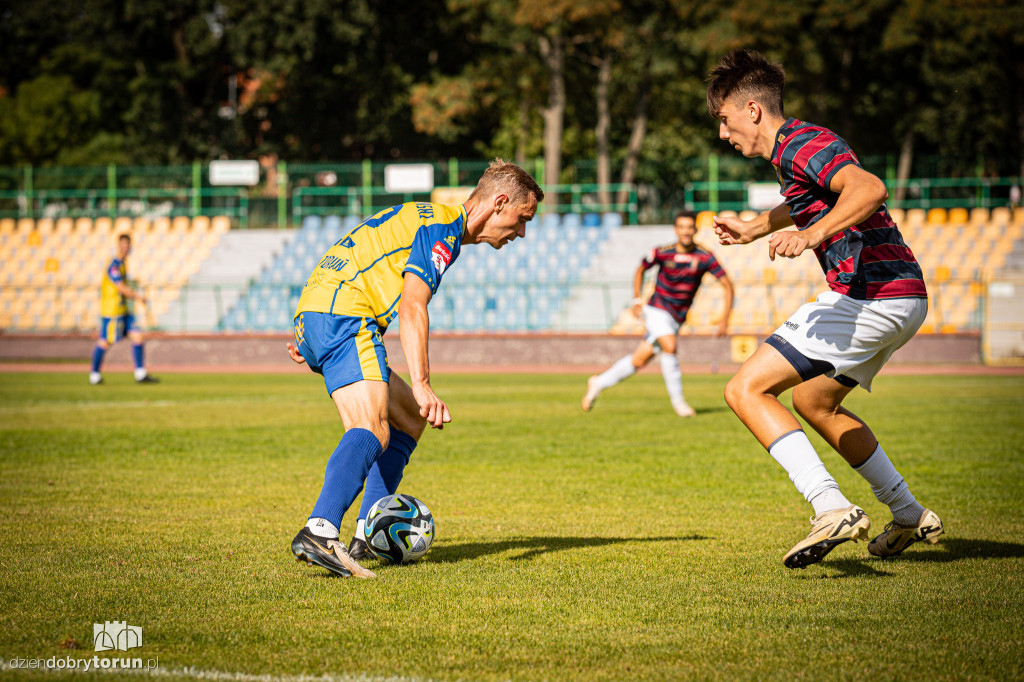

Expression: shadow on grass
xmin=430 ymin=534 xmax=712 ymax=563
xmin=691 ymin=406 xmax=732 ymax=416
xmin=801 ymin=538 xmax=1024 ymax=579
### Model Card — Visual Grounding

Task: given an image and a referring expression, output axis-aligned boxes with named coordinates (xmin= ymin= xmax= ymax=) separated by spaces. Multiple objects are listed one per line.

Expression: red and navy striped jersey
xmin=772 ymin=118 xmax=927 ymax=300
xmin=641 ymin=245 xmax=726 ymax=323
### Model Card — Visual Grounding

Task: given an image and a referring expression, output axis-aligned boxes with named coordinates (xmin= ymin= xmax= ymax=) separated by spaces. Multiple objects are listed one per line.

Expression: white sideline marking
xmin=1 ymin=660 xmax=437 ymax=682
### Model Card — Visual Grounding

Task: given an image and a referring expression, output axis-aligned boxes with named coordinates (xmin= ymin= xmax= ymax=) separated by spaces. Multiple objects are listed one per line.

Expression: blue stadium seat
xmin=582 ymin=213 xmax=601 ymax=227
xmin=323 ymin=215 xmax=342 ymax=235
xmin=562 ymin=213 xmax=582 ymax=229
xmin=301 ymin=215 xmax=322 ymax=231
xmin=601 ymin=212 xmax=623 ymax=228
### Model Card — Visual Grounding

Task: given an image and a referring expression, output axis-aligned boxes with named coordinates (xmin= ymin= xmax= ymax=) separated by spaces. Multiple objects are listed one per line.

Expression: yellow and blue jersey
xmin=100 ymin=257 xmax=128 ymax=317
xmin=295 ymin=202 xmax=466 ymax=329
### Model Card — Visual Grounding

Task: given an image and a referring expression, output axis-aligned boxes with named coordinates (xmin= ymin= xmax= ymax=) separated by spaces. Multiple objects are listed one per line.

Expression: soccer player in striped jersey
xmin=89 ymin=233 xmax=157 ymax=385
xmin=707 ymin=50 xmax=942 ymax=568
xmin=286 ymin=160 xmax=543 ymax=578
xmin=582 ymin=210 xmax=733 ymax=417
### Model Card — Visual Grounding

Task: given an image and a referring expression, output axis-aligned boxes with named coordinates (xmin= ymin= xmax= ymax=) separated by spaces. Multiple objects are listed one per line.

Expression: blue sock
xmin=358 ymin=427 xmax=418 ymax=520
xmin=91 ymin=346 xmax=106 ymax=373
xmin=132 ymin=344 xmax=144 ymax=369
xmin=310 ymin=428 xmax=383 ymax=528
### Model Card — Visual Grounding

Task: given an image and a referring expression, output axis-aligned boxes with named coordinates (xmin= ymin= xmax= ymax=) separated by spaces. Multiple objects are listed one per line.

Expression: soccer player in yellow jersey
xmin=89 ymin=234 xmax=157 ymax=385
xmin=287 ymin=159 xmax=543 ymax=578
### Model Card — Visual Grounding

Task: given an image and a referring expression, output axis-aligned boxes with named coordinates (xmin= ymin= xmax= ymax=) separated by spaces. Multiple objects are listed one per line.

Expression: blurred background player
xmin=708 ymin=50 xmax=942 ymax=568
xmin=582 ymin=210 xmax=733 ymax=417
xmin=89 ymin=233 xmax=157 ymax=385
xmin=287 ymin=159 xmax=543 ymax=578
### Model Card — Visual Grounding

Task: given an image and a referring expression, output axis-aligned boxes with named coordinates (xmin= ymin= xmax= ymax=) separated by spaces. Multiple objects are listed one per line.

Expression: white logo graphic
xmin=93 ymin=621 xmax=143 ymax=652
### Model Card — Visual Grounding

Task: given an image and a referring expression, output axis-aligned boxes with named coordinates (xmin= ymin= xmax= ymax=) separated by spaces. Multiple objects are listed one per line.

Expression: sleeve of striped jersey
xmin=106 ymin=259 xmax=124 ymax=283
xmin=640 ymin=248 xmax=659 ymax=270
xmin=794 ymin=133 xmax=859 ymax=190
xmin=705 ymin=254 xmax=726 ymax=278
xmin=402 ymin=223 xmax=459 ymax=293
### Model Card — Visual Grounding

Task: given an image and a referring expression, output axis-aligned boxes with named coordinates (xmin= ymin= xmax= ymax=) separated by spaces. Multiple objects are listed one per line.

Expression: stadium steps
xmin=217 ymin=213 xmax=616 ymax=332
xmin=565 ymin=226 xmax=673 ymax=331
xmin=161 ymin=228 xmax=294 ymax=331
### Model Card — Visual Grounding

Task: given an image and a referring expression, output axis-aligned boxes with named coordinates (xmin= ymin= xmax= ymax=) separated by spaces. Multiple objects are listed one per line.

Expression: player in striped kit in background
xmin=707 ymin=49 xmax=943 ymax=568
xmin=582 ymin=210 xmax=734 ymax=417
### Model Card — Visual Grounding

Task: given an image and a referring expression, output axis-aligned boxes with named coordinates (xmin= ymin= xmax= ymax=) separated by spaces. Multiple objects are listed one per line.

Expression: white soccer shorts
xmin=768 ymin=290 xmax=928 ymax=392
xmin=642 ymin=304 xmax=681 ymax=346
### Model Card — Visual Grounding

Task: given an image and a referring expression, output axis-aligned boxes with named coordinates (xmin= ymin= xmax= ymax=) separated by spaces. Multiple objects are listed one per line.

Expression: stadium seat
xmin=602 ymin=212 xmax=624 ymax=229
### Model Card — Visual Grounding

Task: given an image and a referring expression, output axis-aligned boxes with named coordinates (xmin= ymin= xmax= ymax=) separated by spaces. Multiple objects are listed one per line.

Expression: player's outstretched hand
xmin=286 ymin=342 xmax=306 ymax=365
xmin=712 ymin=215 xmax=756 ymax=245
xmin=412 ymin=381 xmax=452 ymax=430
xmin=767 ymin=230 xmax=817 ymax=261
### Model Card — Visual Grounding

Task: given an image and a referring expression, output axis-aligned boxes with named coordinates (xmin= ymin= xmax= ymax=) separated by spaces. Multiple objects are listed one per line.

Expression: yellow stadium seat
xmin=888 ymin=208 xmax=904 ymax=225
xmin=35 ymin=218 xmax=54 ymax=234
xmin=0 ymin=218 xmax=14 ymax=234
xmin=696 ymin=211 xmax=714 ymax=230
xmin=133 ymin=217 xmax=152 ymax=235
xmin=152 ymin=217 xmax=171 ymax=233
xmin=171 ymin=216 xmax=191 ymax=233
xmin=904 ymin=208 xmax=925 ymax=229
xmin=968 ymin=207 xmax=989 ymax=225
xmin=926 ymin=208 xmax=947 ymax=224
xmin=990 ymin=207 xmax=1010 ymax=225
xmin=1013 ymin=207 xmax=1024 ymax=226
xmin=75 ymin=217 xmax=92 ymax=234
xmin=113 ymin=216 xmax=132 ymax=236
xmin=93 ymin=217 xmax=112 ymax=235
xmin=16 ymin=218 xmax=33 ymax=234
xmin=947 ymin=207 xmax=968 ymax=224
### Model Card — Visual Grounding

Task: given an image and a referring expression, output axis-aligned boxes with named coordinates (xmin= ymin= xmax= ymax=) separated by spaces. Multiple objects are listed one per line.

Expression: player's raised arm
xmin=716 ymin=274 xmax=735 ymax=336
xmin=631 ymin=261 xmax=648 ymax=316
xmin=713 ymin=203 xmax=794 ymax=246
xmin=398 ymin=272 xmax=451 ymax=430
xmin=767 ymin=165 xmax=887 ymax=261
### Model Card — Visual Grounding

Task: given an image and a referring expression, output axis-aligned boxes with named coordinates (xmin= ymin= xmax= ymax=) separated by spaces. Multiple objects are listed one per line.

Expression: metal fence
xmin=1 ymin=159 xmax=1019 ymax=227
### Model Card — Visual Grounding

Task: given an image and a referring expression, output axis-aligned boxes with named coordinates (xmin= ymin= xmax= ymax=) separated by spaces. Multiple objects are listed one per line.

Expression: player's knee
xmin=368 ymin=422 xmax=390 ymax=451
xmin=792 ymin=390 xmax=835 ymax=423
xmin=723 ymin=375 xmax=745 ymax=413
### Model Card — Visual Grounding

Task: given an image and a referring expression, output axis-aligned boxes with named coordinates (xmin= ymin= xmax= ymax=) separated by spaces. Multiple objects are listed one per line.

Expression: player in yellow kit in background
xmin=90 ymin=233 xmax=157 ymax=385
xmin=287 ymin=159 xmax=543 ymax=578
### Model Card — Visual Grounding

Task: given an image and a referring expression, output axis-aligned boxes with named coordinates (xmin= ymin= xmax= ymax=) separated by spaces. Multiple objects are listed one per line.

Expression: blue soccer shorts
xmin=293 ymin=311 xmax=390 ymax=394
xmin=98 ymin=314 xmax=139 ymax=343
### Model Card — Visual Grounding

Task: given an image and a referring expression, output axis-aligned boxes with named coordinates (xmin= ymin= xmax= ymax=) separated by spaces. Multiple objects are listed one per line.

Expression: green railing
xmin=291 ymin=182 xmax=639 ymax=225
xmin=0 ymin=187 xmax=250 ymax=226
xmin=0 ymin=158 xmax=1019 ymax=227
xmin=684 ymin=176 xmax=1024 ymax=213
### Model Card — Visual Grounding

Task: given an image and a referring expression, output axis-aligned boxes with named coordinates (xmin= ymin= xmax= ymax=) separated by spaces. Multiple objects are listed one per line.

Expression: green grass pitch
xmin=1 ymin=371 xmax=1023 ymax=680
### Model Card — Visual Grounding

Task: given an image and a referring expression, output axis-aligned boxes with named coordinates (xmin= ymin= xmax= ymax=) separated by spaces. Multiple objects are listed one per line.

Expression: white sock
xmin=355 ymin=518 xmax=366 ymax=541
xmin=306 ymin=517 xmax=340 ymax=538
xmin=768 ymin=430 xmax=851 ymax=516
xmin=594 ymin=354 xmax=637 ymax=390
xmin=134 ymin=367 xmax=148 ymax=381
xmin=853 ymin=443 xmax=925 ymax=526
xmin=660 ymin=352 xmax=687 ymax=408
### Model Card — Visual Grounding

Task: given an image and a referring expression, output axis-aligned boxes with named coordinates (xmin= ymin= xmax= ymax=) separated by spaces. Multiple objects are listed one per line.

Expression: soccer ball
xmin=362 ymin=494 xmax=434 ymax=564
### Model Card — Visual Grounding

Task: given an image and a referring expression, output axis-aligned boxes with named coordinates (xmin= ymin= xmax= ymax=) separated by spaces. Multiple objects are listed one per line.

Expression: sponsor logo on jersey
xmin=445 ymin=235 xmax=456 ymax=247
xmin=431 ymin=242 xmax=452 ymax=275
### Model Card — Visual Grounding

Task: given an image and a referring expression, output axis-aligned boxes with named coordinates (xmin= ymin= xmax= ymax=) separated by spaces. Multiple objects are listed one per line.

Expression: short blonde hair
xmin=468 ymin=158 xmax=544 ymax=206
